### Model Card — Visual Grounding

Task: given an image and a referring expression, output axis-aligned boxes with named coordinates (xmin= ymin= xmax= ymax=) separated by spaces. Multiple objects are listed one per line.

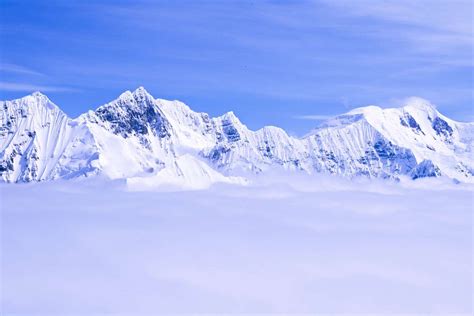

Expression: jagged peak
xmin=132 ymin=86 xmax=153 ymax=100
xmin=133 ymin=86 xmax=149 ymax=94
xmin=104 ymin=87 xmax=155 ymax=110
xmin=26 ymin=91 xmax=51 ymax=104
xmin=94 ymin=90 xmax=134 ymax=113
xmin=315 ymin=98 xmax=438 ymax=130
xmin=115 ymin=86 xmax=152 ymax=98
xmin=337 ymin=98 xmax=436 ymax=119
xmin=31 ymin=91 xmax=47 ymax=98
xmin=213 ymin=111 xmax=247 ymax=134
xmin=220 ymin=111 xmax=239 ymax=122
xmin=117 ymin=90 xmax=133 ymax=101
xmin=3 ymin=91 xmax=62 ymax=113
xmin=401 ymin=97 xmax=437 ymax=115
xmin=402 ymin=97 xmax=436 ymax=109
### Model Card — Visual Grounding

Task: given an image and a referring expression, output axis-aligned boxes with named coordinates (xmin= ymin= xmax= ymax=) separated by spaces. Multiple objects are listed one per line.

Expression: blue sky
xmin=0 ymin=0 xmax=472 ymax=134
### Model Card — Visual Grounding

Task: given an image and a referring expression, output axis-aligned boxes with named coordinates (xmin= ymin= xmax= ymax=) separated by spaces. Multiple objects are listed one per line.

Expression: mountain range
xmin=1 ymin=87 xmax=473 ymax=188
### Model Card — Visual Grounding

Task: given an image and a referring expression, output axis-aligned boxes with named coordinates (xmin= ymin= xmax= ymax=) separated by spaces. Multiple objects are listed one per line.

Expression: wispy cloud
xmin=0 ymin=82 xmax=79 ymax=92
xmin=322 ymin=0 xmax=473 ymax=53
xmin=323 ymin=0 xmax=472 ymax=35
xmin=0 ymin=63 xmax=45 ymax=76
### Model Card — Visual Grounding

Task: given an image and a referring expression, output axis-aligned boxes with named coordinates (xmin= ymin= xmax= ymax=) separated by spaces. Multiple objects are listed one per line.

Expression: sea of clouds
xmin=1 ymin=175 xmax=473 ymax=314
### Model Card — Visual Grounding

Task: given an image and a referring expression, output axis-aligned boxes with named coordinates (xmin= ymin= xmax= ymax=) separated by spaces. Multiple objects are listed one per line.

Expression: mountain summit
xmin=1 ymin=89 xmax=473 ymax=187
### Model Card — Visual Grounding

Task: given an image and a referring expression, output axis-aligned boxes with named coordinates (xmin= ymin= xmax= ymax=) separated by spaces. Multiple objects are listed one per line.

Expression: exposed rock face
xmin=1 ymin=90 xmax=473 ymax=186
xmin=411 ymin=160 xmax=442 ymax=180
xmin=94 ymin=88 xmax=171 ymax=139
xmin=432 ymin=117 xmax=454 ymax=141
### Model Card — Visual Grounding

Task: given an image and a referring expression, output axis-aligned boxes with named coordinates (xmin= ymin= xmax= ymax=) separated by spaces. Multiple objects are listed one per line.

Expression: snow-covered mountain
xmin=1 ymin=88 xmax=473 ymax=187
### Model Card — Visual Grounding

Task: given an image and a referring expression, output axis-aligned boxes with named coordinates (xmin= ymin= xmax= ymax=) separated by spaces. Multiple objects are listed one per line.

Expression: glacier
xmin=1 ymin=87 xmax=473 ymax=187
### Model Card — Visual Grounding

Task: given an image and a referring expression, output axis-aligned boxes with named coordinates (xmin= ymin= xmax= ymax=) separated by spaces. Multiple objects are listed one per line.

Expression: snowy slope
xmin=1 ymin=88 xmax=472 ymax=185
xmin=305 ymin=97 xmax=473 ymax=181
xmin=0 ymin=92 xmax=76 ymax=182
xmin=56 ymin=88 xmax=244 ymax=188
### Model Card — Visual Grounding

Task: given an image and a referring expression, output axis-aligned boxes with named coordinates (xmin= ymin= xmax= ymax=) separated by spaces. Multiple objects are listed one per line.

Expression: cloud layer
xmin=1 ymin=176 xmax=472 ymax=313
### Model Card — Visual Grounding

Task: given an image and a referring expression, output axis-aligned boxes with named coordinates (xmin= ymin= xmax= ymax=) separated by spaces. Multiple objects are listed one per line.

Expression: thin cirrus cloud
xmin=0 ymin=63 xmax=45 ymax=76
xmin=0 ymin=82 xmax=79 ymax=93
xmin=322 ymin=0 xmax=473 ymax=53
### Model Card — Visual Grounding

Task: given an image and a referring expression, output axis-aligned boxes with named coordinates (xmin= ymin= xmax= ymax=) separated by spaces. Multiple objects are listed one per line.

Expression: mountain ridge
xmin=1 ymin=88 xmax=473 ymax=187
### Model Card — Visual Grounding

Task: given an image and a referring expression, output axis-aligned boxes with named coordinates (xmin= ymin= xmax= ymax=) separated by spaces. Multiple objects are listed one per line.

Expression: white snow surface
xmin=1 ymin=89 xmax=473 ymax=187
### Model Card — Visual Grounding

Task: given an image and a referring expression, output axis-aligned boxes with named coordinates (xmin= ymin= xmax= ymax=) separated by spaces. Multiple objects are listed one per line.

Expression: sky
xmin=0 ymin=0 xmax=472 ymax=134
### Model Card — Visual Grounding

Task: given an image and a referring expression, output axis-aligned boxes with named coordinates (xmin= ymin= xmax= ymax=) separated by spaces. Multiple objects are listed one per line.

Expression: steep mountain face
xmin=59 ymin=88 xmax=176 ymax=180
xmin=304 ymin=98 xmax=474 ymax=181
xmin=0 ymin=92 xmax=75 ymax=182
xmin=323 ymin=98 xmax=473 ymax=180
xmin=1 ymin=89 xmax=473 ymax=186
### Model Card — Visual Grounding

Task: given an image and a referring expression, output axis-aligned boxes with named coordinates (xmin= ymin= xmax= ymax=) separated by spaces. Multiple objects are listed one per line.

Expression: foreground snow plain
xmin=1 ymin=175 xmax=473 ymax=314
